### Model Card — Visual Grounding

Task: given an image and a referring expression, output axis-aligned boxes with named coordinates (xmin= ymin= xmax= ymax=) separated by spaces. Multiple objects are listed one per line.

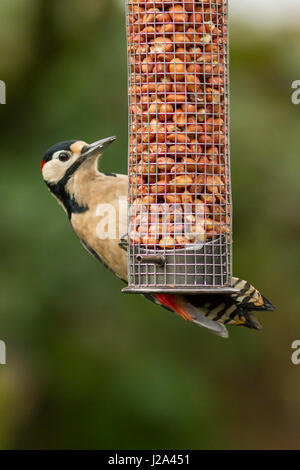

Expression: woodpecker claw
xmin=119 ymin=233 xmax=129 ymax=252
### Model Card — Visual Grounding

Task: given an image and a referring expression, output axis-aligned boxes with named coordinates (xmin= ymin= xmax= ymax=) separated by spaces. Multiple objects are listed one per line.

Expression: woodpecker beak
xmin=81 ymin=136 xmax=116 ymax=159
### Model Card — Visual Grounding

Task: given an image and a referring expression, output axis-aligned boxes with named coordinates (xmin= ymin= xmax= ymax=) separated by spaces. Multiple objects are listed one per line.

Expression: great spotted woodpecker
xmin=41 ymin=137 xmax=275 ymax=338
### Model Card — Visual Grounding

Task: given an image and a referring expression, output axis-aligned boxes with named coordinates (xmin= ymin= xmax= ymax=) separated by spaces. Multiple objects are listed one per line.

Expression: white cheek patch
xmin=42 ymin=157 xmax=77 ymax=185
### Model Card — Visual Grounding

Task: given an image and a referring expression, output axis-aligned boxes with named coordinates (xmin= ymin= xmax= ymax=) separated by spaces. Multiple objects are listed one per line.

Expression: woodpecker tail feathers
xmin=152 ymin=277 xmax=274 ymax=337
xmin=230 ymin=277 xmax=275 ymax=313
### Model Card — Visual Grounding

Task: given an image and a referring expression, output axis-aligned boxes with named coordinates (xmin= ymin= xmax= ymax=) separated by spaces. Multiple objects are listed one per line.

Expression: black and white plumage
xmin=41 ymin=137 xmax=275 ymax=338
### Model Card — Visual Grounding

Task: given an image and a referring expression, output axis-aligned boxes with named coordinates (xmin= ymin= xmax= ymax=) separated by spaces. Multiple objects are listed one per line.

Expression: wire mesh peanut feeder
xmin=124 ymin=0 xmax=235 ymax=294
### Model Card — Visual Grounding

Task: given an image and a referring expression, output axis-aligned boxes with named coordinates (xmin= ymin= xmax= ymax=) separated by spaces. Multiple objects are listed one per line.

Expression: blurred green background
xmin=0 ymin=0 xmax=300 ymax=450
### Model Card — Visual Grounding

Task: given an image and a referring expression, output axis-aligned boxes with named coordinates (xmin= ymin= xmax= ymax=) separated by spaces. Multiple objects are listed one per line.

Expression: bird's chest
xmin=70 ymin=206 xmax=127 ymax=281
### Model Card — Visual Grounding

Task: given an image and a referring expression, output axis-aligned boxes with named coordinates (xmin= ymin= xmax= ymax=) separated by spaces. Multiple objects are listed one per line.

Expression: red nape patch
xmin=41 ymin=160 xmax=46 ymax=172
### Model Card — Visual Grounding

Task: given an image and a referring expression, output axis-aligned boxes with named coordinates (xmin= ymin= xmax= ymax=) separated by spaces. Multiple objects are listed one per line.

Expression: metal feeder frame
xmin=124 ymin=0 xmax=235 ymax=295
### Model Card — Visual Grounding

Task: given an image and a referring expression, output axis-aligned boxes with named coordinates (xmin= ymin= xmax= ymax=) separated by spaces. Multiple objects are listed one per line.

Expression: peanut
xmin=150 ymin=37 xmax=173 ymax=54
xmin=168 ymin=5 xmax=188 ymax=23
xmin=169 ymin=58 xmax=186 ymax=82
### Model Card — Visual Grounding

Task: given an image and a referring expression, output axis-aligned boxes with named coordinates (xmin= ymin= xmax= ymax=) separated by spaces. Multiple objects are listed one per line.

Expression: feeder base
xmin=128 ymin=237 xmax=232 ymax=291
xmin=122 ymin=286 xmax=239 ymax=295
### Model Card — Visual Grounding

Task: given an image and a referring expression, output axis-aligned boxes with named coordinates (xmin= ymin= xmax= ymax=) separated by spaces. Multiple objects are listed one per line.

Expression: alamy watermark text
xmin=291 ymin=80 xmax=300 ymax=104
xmin=0 ymin=340 xmax=6 ymax=365
xmin=291 ymin=340 xmax=300 ymax=365
xmin=0 ymin=80 xmax=6 ymax=104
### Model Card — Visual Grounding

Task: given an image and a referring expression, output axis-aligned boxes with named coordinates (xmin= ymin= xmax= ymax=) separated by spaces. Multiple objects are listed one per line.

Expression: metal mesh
xmin=125 ymin=0 xmax=232 ymax=293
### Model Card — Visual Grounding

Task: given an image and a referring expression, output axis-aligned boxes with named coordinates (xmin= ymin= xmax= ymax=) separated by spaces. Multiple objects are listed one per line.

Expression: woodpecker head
xmin=41 ymin=137 xmax=116 ymax=216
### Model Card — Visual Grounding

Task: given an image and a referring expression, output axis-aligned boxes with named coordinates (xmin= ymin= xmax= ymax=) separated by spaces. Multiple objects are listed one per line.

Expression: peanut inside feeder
xmin=126 ymin=0 xmax=232 ymax=292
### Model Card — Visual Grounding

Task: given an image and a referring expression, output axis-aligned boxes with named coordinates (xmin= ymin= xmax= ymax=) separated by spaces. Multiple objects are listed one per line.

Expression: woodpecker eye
xmin=58 ymin=152 xmax=70 ymax=162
